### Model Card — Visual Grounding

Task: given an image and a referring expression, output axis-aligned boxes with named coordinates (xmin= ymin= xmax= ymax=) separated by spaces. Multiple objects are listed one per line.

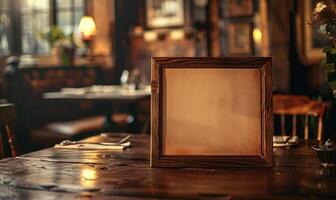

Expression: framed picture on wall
xmin=146 ymin=0 xmax=184 ymax=28
xmin=223 ymin=0 xmax=254 ymax=17
xmin=227 ymin=22 xmax=252 ymax=55
xmin=297 ymin=0 xmax=329 ymax=64
xmin=151 ymin=57 xmax=273 ymax=168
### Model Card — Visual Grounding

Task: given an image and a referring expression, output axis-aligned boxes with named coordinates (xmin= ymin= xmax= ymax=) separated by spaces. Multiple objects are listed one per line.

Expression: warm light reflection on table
xmin=80 ymin=167 xmax=97 ymax=187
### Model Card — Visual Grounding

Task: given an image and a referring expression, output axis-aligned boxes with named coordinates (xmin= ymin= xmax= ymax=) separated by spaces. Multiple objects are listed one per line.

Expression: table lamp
xmin=78 ymin=16 xmax=97 ymax=61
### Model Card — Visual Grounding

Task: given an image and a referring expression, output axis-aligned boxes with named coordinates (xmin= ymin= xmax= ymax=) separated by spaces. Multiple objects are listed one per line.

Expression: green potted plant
xmin=39 ymin=26 xmax=80 ymax=66
xmin=312 ymin=1 xmax=336 ymax=97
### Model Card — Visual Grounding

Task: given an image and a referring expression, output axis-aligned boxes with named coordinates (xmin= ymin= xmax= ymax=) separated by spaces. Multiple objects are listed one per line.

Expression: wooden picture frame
xmin=223 ymin=0 xmax=254 ymax=17
xmin=146 ymin=0 xmax=184 ymax=29
xmin=151 ymin=57 xmax=273 ymax=168
xmin=228 ymin=22 xmax=252 ymax=55
xmin=296 ymin=0 xmax=328 ymax=64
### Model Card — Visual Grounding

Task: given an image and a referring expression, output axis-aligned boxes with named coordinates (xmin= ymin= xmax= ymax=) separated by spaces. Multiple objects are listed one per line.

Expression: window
xmin=0 ymin=0 xmax=86 ymax=56
xmin=21 ymin=0 xmax=50 ymax=54
xmin=56 ymin=0 xmax=85 ymax=35
xmin=0 ymin=0 xmax=11 ymax=56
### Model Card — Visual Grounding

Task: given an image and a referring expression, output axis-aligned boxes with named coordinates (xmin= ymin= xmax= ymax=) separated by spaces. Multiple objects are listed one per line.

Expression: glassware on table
xmin=312 ymin=139 xmax=336 ymax=167
xmin=120 ymin=68 xmax=149 ymax=91
xmin=120 ymin=70 xmax=129 ymax=89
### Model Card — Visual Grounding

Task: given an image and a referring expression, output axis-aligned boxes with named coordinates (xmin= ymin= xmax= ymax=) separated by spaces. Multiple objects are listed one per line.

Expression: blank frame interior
xmin=162 ymin=68 xmax=261 ymax=156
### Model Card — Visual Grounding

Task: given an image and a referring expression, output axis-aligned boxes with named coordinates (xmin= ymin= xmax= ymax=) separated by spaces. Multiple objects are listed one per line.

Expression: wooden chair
xmin=0 ymin=104 xmax=18 ymax=158
xmin=273 ymin=95 xmax=327 ymax=141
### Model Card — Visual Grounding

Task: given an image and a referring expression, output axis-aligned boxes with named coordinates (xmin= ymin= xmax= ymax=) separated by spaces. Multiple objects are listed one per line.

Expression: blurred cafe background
xmin=0 ymin=0 xmax=335 ymax=155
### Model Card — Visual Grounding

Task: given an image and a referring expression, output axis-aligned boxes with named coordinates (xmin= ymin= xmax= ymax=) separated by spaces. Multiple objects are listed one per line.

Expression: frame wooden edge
xmin=150 ymin=57 xmax=273 ymax=168
xmin=151 ymin=57 xmax=272 ymax=68
xmin=150 ymin=58 xmax=160 ymax=167
xmin=151 ymin=147 xmax=273 ymax=168
xmin=261 ymin=59 xmax=273 ymax=167
xmin=151 ymin=156 xmax=272 ymax=168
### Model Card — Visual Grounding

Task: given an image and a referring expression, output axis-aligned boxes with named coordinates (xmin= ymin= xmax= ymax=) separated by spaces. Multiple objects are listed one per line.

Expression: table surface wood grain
xmin=0 ymin=133 xmax=335 ymax=200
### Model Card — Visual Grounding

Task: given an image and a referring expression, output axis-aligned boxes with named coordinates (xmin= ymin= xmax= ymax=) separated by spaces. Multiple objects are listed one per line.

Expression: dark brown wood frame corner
xmin=150 ymin=57 xmax=273 ymax=168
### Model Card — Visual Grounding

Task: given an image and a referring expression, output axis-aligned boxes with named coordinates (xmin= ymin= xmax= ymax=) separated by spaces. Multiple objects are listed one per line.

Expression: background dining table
xmin=43 ymin=86 xmax=151 ymax=132
xmin=0 ymin=133 xmax=335 ymax=200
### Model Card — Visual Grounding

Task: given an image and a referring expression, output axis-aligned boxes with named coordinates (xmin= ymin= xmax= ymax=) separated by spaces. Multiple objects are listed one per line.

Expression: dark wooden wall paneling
xmin=270 ymin=0 xmax=290 ymax=93
xmin=114 ymin=0 xmax=144 ymax=83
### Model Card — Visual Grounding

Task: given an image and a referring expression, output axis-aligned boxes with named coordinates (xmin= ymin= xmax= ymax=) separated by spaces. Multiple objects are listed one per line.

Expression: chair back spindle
xmin=0 ymin=104 xmax=18 ymax=157
xmin=273 ymin=95 xmax=326 ymax=140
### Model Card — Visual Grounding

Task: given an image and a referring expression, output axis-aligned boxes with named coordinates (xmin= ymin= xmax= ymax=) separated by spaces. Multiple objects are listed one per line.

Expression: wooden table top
xmin=0 ymin=134 xmax=335 ymax=199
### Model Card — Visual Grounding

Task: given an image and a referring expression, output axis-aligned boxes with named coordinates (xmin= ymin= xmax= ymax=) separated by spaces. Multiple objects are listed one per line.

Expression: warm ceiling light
xmin=78 ymin=16 xmax=97 ymax=40
xmin=169 ymin=30 xmax=185 ymax=40
xmin=253 ymin=28 xmax=262 ymax=44
xmin=144 ymin=31 xmax=158 ymax=42
xmin=133 ymin=26 xmax=143 ymax=36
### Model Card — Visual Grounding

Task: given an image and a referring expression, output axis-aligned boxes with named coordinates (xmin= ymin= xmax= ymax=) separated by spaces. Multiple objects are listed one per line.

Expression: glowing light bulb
xmin=253 ymin=28 xmax=262 ymax=44
xmin=78 ymin=16 xmax=97 ymax=40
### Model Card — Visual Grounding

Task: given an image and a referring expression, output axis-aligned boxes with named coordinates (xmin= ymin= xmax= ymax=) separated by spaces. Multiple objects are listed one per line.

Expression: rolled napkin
xmin=54 ymin=142 xmax=131 ymax=150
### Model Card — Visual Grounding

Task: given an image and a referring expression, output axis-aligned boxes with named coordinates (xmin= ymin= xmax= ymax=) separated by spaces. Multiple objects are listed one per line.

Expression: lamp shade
xmin=78 ymin=16 xmax=97 ymax=40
